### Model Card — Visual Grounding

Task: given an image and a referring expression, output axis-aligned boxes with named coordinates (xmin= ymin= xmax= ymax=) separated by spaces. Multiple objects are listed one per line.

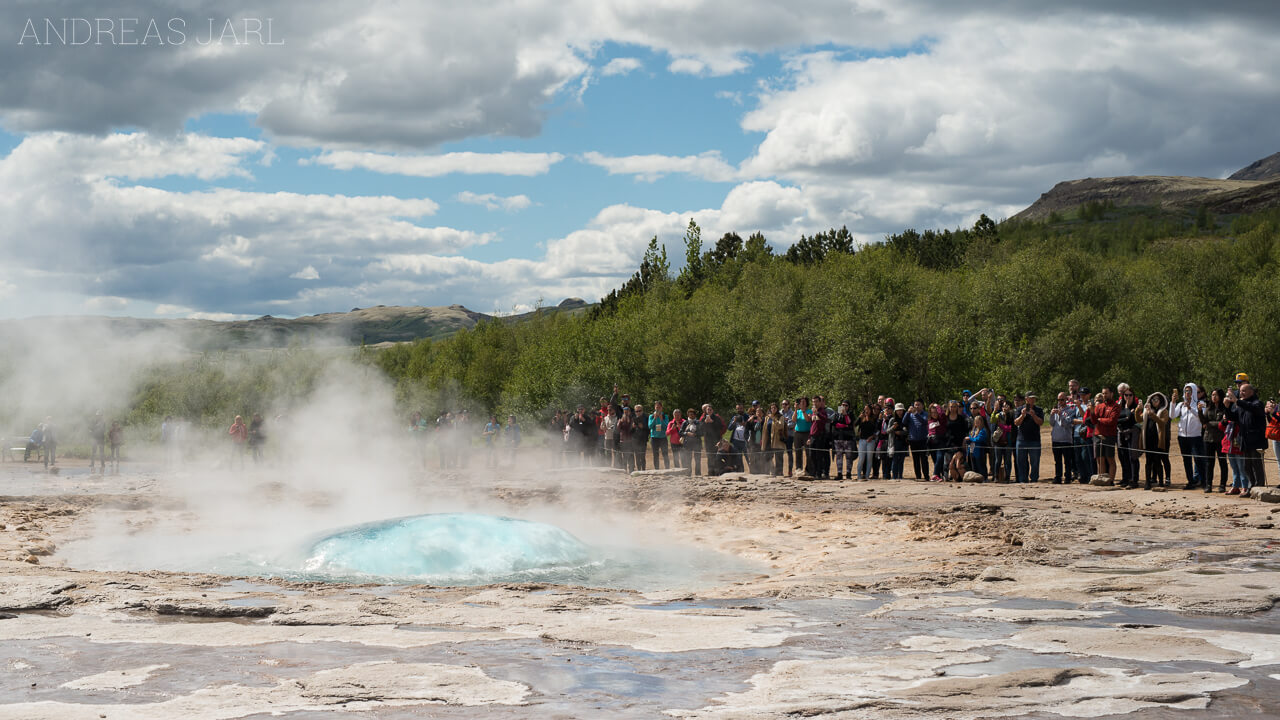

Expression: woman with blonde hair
xmin=665 ymin=409 xmax=685 ymax=470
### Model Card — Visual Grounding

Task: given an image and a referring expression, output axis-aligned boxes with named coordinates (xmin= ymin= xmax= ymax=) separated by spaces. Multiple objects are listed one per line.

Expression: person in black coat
xmin=1227 ymin=383 xmax=1267 ymax=488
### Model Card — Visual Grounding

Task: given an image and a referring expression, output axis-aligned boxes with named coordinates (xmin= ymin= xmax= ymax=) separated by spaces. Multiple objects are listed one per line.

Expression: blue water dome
xmin=304 ymin=513 xmax=594 ymax=582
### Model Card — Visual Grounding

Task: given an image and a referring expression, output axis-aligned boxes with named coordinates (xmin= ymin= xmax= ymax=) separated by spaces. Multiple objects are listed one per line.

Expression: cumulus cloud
xmin=290 ymin=266 xmax=321 ymax=280
xmin=3 ymin=1 xmax=1278 ymax=155
xmin=308 ymin=150 xmax=564 ymax=177
xmin=454 ymin=191 xmax=533 ymax=211
xmin=0 ymin=1 xmax=873 ymax=147
xmin=0 ymin=1 xmax=590 ymax=149
xmin=740 ymin=18 xmax=1280 ymax=204
xmin=580 ymin=151 xmax=740 ymax=182
xmin=5 ymin=131 xmax=265 ymax=182
xmin=0 ymin=132 xmax=493 ymax=315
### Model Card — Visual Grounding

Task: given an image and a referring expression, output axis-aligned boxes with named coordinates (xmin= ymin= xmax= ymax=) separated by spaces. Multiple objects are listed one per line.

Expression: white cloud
xmin=6 ymin=132 xmax=265 ymax=182
xmin=290 ymin=265 xmax=321 ymax=280
xmin=309 ymin=150 xmax=564 ymax=177
xmin=601 ymin=57 xmax=642 ymax=76
xmin=667 ymin=57 xmax=708 ymax=75
xmin=489 ymin=303 xmax=536 ymax=316
xmin=580 ymin=151 xmax=740 ymax=182
xmin=154 ymin=304 xmax=194 ymax=316
xmin=455 ymin=191 xmax=533 ymax=211
xmin=0 ymin=132 xmax=494 ymax=315
xmin=741 ymin=20 xmax=1280 ymax=186
xmin=666 ymin=54 xmax=751 ymax=76
xmin=2 ymin=2 xmax=1277 ymax=155
xmin=0 ymin=2 xmax=908 ymax=148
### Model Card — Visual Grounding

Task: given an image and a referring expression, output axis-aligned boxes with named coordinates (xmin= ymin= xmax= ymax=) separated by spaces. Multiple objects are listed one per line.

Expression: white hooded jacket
xmin=1169 ymin=382 xmax=1204 ymax=438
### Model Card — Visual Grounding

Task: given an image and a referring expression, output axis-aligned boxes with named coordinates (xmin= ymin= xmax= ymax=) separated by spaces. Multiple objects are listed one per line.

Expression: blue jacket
xmin=904 ymin=410 xmax=928 ymax=442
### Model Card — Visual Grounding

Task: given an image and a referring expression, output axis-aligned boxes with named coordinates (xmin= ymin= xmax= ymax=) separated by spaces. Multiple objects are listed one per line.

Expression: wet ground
xmin=2 ymin=456 xmax=1279 ymax=718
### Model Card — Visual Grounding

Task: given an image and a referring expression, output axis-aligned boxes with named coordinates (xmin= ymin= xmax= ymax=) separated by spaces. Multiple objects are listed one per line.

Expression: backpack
xmin=1224 ymin=422 xmax=1242 ymax=454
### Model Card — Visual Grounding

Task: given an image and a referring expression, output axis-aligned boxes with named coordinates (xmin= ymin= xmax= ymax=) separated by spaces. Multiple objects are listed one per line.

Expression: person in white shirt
xmin=1168 ymin=382 xmax=1207 ymax=490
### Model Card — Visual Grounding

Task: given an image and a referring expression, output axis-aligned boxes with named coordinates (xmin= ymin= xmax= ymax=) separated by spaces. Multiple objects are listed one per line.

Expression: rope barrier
xmin=548 ymin=435 xmax=1274 ymax=464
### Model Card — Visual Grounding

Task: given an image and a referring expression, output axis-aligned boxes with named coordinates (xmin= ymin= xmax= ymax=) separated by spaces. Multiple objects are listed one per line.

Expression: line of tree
xmin=373 ymin=204 xmax=1280 ymax=420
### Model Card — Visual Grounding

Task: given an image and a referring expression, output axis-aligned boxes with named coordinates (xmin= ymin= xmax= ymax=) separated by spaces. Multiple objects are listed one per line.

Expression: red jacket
xmin=666 ymin=419 xmax=683 ymax=446
xmin=1093 ymin=400 xmax=1120 ymax=438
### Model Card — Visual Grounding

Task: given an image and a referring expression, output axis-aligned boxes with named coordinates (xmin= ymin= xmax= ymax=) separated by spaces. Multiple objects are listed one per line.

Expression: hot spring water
xmin=304 ymin=513 xmax=593 ymax=581
xmin=63 ymin=512 xmax=759 ymax=591
xmin=287 ymin=513 xmax=757 ymax=590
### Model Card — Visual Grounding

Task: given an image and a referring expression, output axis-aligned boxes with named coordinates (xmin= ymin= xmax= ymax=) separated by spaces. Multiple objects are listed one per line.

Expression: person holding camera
xmin=1227 ymin=383 xmax=1267 ymax=489
xmin=1093 ymin=386 xmax=1120 ymax=482
xmin=682 ymin=407 xmax=701 ymax=475
xmin=1266 ymin=397 xmax=1280 ymax=480
xmin=1141 ymin=392 xmax=1171 ymax=488
xmin=1049 ymin=393 xmax=1075 ymax=483
xmin=666 ymin=408 xmax=685 ymax=470
xmin=1013 ymin=392 xmax=1044 ymax=483
xmin=779 ymin=398 xmax=796 ymax=477
xmin=1169 ymin=383 xmax=1207 ymax=490
xmin=700 ymin=404 xmax=727 ymax=476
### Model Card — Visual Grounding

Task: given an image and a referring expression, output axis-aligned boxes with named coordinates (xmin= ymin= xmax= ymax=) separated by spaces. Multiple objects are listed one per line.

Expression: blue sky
xmin=0 ymin=2 xmax=1277 ymax=319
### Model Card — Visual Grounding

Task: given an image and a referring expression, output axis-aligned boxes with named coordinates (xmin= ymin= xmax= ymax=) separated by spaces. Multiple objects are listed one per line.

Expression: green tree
xmin=676 ymin=218 xmax=704 ymax=295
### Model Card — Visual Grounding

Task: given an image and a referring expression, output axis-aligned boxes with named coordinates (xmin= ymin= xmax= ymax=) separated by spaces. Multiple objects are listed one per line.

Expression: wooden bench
xmin=2 ymin=436 xmax=41 ymax=463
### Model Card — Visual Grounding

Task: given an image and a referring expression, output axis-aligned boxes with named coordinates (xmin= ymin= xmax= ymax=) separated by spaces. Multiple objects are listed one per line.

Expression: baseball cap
xmin=1235 ymin=372 xmax=1250 ymax=383
xmin=751 ymin=400 xmax=760 ymax=406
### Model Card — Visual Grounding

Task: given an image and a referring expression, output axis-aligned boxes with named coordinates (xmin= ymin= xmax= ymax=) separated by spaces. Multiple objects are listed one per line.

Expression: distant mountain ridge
xmin=0 ymin=298 xmax=591 ymax=349
xmin=1229 ymin=151 xmax=1280 ymax=181
xmin=1013 ymin=152 xmax=1280 ymax=222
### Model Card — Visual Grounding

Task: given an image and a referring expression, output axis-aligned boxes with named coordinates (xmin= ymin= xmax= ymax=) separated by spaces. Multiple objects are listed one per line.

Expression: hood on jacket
xmin=1184 ymin=382 xmax=1200 ymax=405
xmin=1147 ymin=391 xmax=1169 ymax=411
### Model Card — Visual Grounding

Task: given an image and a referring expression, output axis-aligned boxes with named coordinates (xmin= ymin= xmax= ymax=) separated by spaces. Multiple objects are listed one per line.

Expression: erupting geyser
xmin=303 ymin=513 xmax=594 ymax=583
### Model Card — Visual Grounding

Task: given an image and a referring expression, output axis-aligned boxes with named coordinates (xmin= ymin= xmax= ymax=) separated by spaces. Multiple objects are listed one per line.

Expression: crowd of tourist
xmin=19 ymin=376 xmax=1275 ymax=495
xmin=549 ymin=375 xmax=1280 ymax=494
